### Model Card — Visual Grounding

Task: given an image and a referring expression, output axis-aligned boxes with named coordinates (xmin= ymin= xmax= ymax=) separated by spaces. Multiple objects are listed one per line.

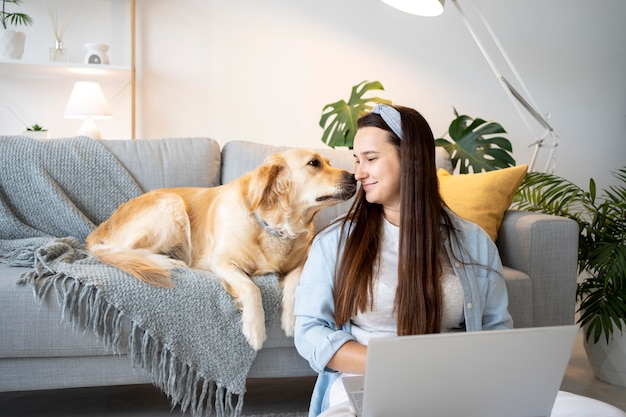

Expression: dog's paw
xmin=242 ymin=314 xmax=266 ymax=351
xmin=281 ymin=307 xmax=295 ymax=337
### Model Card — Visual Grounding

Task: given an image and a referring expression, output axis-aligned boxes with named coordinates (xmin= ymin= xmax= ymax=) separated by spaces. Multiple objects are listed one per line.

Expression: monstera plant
xmin=435 ymin=108 xmax=515 ymax=173
xmin=319 ymin=82 xmax=514 ymax=175
xmin=319 ymin=80 xmax=391 ymax=149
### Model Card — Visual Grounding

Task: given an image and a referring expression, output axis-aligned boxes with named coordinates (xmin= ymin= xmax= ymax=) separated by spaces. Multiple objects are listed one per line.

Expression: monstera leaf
xmin=435 ymin=109 xmax=515 ymax=173
xmin=319 ymin=80 xmax=391 ymax=149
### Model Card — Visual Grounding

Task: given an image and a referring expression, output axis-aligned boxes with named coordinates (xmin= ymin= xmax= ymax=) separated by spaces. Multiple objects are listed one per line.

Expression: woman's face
xmin=353 ymin=126 xmax=401 ymax=220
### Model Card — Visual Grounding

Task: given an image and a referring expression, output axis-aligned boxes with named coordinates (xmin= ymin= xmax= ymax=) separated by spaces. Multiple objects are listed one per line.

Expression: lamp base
xmin=77 ymin=118 xmax=102 ymax=139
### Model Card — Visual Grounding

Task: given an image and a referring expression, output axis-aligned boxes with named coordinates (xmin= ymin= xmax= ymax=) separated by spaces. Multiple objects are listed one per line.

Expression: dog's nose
xmin=342 ymin=171 xmax=357 ymax=185
xmin=341 ymin=172 xmax=358 ymax=198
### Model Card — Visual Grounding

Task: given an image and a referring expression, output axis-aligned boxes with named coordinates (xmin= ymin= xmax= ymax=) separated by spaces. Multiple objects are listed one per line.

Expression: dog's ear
xmin=248 ymin=153 xmax=291 ymax=211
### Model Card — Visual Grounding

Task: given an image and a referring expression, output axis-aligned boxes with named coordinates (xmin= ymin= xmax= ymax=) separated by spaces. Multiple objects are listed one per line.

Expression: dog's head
xmin=248 ymin=148 xmax=357 ymax=230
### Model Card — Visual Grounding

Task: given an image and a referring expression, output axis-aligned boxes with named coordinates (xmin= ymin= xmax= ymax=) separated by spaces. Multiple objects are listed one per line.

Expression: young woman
xmin=293 ymin=104 xmax=626 ymax=417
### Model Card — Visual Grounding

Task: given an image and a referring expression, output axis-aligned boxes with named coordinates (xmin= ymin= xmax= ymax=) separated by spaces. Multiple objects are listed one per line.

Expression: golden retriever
xmin=85 ymin=148 xmax=357 ymax=350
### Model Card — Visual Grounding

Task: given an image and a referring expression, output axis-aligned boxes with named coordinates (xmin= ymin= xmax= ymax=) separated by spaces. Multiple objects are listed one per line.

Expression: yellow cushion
xmin=437 ymin=165 xmax=528 ymax=241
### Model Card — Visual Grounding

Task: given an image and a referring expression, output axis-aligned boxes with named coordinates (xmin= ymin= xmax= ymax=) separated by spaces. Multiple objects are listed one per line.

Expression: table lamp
xmin=64 ymin=81 xmax=112 ymax=139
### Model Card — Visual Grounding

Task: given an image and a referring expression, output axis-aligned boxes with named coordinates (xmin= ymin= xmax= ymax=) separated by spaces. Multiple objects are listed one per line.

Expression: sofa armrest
xmin=497 ymin=210 xmax=579 ymax=327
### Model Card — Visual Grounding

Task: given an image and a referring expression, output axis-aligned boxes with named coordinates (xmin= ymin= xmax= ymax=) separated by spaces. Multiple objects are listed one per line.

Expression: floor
xmin=1 ymin=329 xmax=624 ymax=416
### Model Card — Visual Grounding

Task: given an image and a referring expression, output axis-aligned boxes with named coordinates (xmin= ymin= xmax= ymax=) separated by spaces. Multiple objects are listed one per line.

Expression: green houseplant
xmin=0 ymin=0 xmax=33 ymax=60
xmin=1 ymin=0 xmax=32 ymax=29
xmin=26 ymin=123 xmax=46 ymax=132
xmin=514 ymin=167 xmax=626 ymax=345
xmin=319 ymin=82 xmax=514 ymax=174
xmin=515 ymin=166 xmax=626 ymax=386
xmin=435 ymin=108 xmax=515 ymax=173
xmin=23 ymin=123 xmax=48 ymax=139
xmin=319 ymin=80 xmax=391 ymax=149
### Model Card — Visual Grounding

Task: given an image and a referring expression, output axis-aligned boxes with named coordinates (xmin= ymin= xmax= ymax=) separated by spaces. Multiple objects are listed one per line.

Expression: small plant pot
xmin=0 ymin=29 xmax=26 ymax=59
xmin=22 ymin=130 xmax=50 ymax=139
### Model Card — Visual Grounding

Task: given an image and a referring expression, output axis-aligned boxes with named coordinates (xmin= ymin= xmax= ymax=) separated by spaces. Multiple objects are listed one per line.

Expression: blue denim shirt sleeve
xmin=294 ymin=224 xmax=355 ymax=373
xmin=294 ymin=223 xmax=355 ymax=416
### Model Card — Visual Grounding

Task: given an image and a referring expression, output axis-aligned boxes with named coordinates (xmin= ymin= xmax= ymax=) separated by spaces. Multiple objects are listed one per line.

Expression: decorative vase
xmin=0 ymin=29 xmax=26 ymax=59
xmin=49 ymin=40 xmax=68 ymax=62
xmin=583 ymin=321 xmax=626 ymax=387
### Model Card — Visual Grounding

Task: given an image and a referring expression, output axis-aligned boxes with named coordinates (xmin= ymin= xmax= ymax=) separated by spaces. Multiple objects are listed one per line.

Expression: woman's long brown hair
xmin=334 ymin=105 xmax=450 ymax=335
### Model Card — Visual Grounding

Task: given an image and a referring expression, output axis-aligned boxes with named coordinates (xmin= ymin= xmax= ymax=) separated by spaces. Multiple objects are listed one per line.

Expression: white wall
xmin=2 ymin=0 xmax=624 ymax=192
xmin=134 ymin=0 xmax=625 ymax=191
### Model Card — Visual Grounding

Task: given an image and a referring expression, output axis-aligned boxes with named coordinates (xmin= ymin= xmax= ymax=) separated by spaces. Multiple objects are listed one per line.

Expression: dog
xmin=86 ymin=148 xmax=357 ymax=350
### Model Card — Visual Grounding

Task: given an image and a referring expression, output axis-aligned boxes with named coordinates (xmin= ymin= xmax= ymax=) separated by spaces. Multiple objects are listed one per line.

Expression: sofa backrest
xmin=100 ymin=138 xmax=221 ymax=192
xmin=101 ymin=137 xmax=452 ymax=233
xmin=221 ymin=140 xmax=453 ymax=232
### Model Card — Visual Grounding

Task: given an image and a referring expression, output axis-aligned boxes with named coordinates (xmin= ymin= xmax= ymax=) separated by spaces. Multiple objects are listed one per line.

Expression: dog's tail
xmin=90 ymin=248 xmax=175 ymax=288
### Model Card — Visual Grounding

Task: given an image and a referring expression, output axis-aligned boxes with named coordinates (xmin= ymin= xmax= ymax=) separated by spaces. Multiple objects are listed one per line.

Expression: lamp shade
xmin=64 ymin=81 xmax=112 ymax=139
xmin=64 ymin=81 xmax=112 ymax=119
xmin=380 ymin=0 xmax=445 ymax=16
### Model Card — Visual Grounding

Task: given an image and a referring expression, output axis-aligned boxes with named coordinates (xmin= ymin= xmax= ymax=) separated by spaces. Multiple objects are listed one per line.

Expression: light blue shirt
xmin=294 ymin=209 xmax=513 ymax=416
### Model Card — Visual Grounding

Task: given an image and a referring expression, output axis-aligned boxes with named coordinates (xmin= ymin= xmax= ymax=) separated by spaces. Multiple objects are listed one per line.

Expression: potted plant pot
xmin=0 ymin=28 xmax=24 ymax=59
xmin=583 ymin=321 xmax=626 ymax=387
xmin=0 ymin=0 xmax=33 ymax=59
xmin=23 ymin=124 xmax=49 ymax=139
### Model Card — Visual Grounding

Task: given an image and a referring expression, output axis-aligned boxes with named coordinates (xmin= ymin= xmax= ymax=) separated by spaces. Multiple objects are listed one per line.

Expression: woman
xmin=294 ymin=104 xmax=512 ymax=416
xmin=293 ymin=104 xmax=626 ymax=417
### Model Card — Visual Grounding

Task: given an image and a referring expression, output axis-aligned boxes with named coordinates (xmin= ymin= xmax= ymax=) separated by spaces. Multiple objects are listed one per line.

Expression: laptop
xmin=342 ymin=325 xmax=578 ymax=417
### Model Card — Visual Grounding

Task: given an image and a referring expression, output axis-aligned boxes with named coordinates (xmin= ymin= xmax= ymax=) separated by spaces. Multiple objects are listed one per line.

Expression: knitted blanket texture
xmin=0 ymin=137 xmax=282 ymax=417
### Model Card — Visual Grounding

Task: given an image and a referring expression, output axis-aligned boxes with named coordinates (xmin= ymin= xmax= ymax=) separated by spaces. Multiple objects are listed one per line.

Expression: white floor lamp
xmin=380 ymin=0 xmax=560 ymax=173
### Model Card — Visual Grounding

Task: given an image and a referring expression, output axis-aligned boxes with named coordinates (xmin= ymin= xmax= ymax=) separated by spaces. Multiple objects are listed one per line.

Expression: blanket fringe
xmin=20 ymin=268 xmax=245 ymax=417
xmin=0 ymin=237 xmax=51 ymax=267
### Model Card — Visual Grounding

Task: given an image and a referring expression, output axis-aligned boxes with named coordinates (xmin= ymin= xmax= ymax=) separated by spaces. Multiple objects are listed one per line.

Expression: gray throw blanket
xmin=0 ymin=136 xmax=143 ymax=241
xmin=0 ymin=137 xmax=282 ymax=417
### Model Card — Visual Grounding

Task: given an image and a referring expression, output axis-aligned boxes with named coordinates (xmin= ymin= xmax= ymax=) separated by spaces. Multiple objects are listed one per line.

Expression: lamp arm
xmin=450 ymin=0 xmax=559 ymax=172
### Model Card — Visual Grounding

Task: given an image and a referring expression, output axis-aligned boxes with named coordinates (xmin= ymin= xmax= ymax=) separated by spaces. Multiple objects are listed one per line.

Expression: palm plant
xmin=435 ymin=108 xmax=515 ymax=173
xmin=514 ymin=167 xmax=626 ymax=344
xmin=1 ymin=0 xmax=33 ymax=30
xmin=319 ymin=80 xmax=391 ymax=149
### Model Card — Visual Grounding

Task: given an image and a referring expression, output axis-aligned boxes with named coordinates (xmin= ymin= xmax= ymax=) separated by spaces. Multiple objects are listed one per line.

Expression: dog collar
xmin=253 ymin=211 xmax=286 ymax=238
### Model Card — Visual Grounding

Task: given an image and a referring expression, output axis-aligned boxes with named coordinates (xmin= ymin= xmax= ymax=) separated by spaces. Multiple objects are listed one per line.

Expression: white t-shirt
xmin=329 ymin=217 xmax=465 ymax=406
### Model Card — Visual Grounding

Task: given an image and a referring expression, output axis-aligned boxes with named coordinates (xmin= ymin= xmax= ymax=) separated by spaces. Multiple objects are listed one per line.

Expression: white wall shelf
xmin=0 ymin=0 xmax=136 ymax=138
xmin=0 ymin=61 xmax=130 ymax=81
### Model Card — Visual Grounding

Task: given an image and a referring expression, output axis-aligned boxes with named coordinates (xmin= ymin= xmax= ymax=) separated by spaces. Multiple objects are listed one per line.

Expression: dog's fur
xmin=86 ymin=148 xmax=356 ymax=350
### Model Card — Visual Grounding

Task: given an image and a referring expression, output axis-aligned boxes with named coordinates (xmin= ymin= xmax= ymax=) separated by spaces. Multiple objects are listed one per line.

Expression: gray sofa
xmin=0 ymin=137 xmax=579 ymax=392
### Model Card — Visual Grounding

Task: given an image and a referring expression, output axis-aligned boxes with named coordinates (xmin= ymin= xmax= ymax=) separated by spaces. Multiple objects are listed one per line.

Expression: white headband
xmin=371 ymin=104 xmax=403 ymax=140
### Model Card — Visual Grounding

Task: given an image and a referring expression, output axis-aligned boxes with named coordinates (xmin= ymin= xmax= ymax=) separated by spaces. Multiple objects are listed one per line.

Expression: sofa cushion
xmin=100 ymin=138 xmax=221 ymax=191
xmin=0 ymin=264 xmax=117 ymax=358
xmin=437 ymin=164 xmax=528 ymax=241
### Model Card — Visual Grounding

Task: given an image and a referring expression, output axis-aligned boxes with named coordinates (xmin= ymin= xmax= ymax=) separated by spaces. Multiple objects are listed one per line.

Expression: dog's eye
xmin=308 ymin=159 xmax=321 ymax=168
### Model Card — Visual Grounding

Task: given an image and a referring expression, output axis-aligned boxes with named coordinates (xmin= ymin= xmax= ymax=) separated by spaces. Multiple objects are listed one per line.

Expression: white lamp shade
xmin=64 ymin=81 xmax=112 ymax=119
xmin=380 ymin=0 xmax=445 ymax=16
